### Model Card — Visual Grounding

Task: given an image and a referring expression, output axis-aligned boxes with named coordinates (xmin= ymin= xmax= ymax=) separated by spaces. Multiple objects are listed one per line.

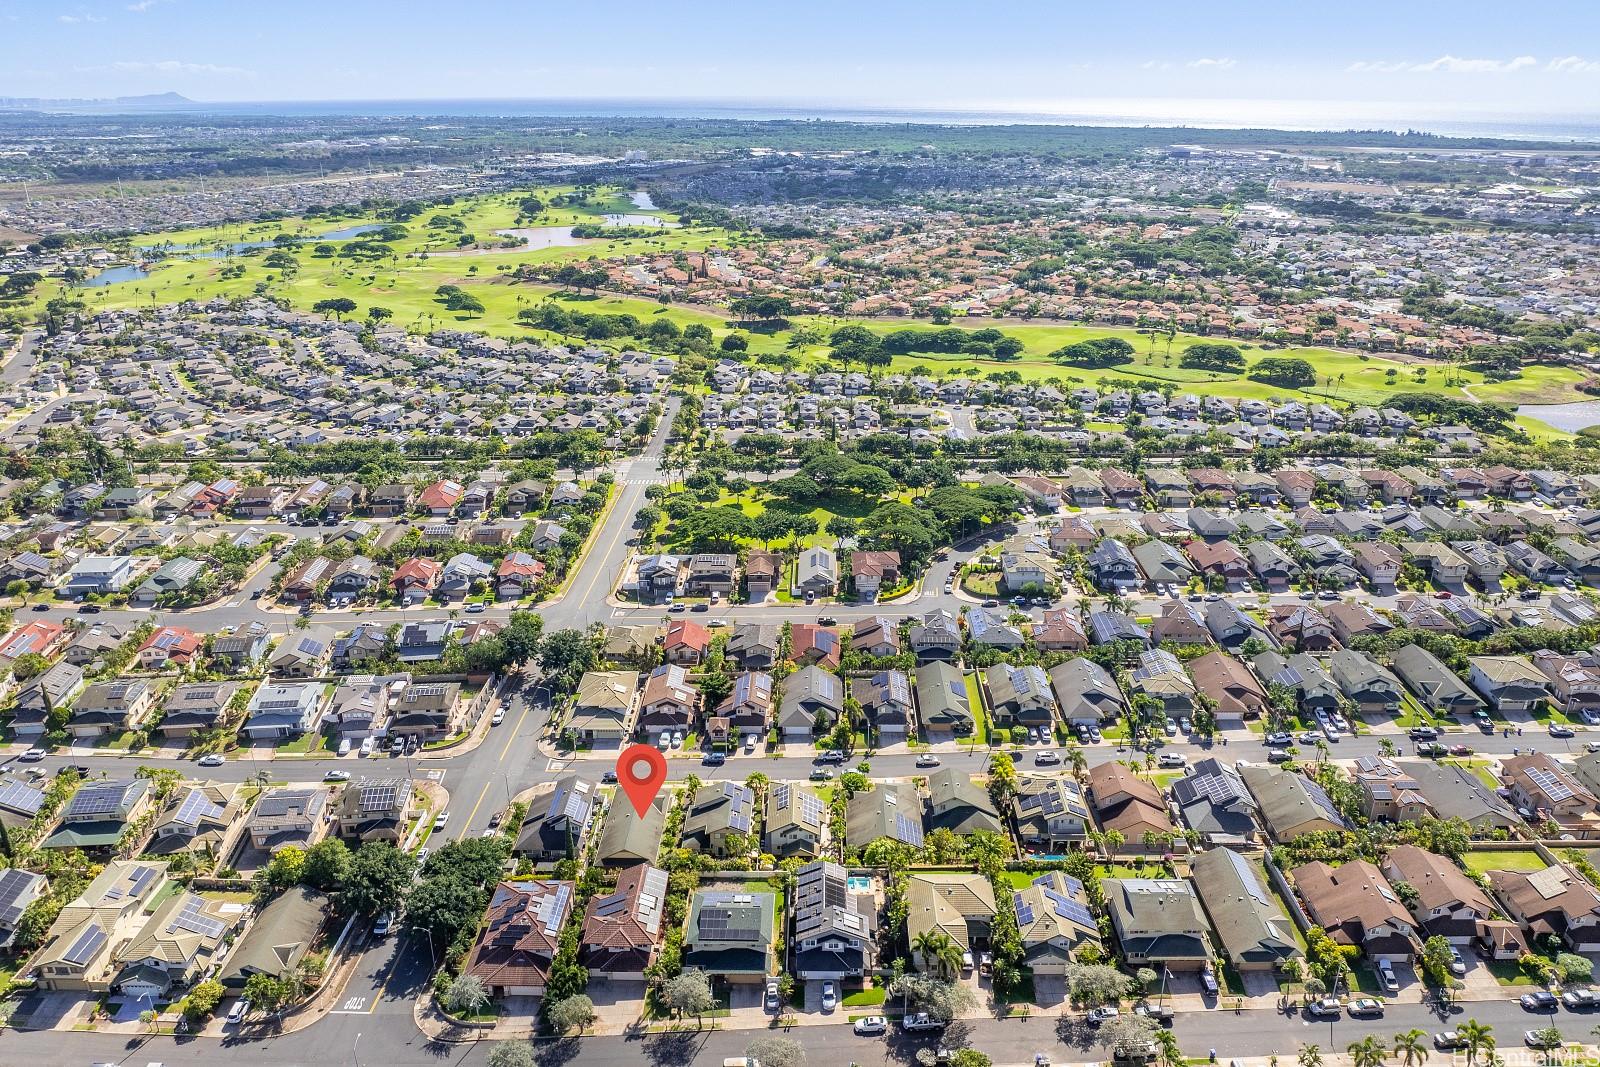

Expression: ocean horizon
xmin=10 ymin=95 xmax=1600 ymax=144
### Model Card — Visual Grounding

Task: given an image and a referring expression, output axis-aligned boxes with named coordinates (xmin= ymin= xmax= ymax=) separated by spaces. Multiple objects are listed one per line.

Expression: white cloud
xmin=79 ymin=59 xmax=254 ymax=76
xmin=128 ymin=0 xmax=163 ymax=10
xmin=1548 ymin=55 xmax=1600 ymax=74
xmin=58 ymin=13 xmax=107 ymax=22
xmin=1187 ymin=57 xmax=1237 ymax=70
xmin=1347 ymin=55 xmax=1540 ymax=74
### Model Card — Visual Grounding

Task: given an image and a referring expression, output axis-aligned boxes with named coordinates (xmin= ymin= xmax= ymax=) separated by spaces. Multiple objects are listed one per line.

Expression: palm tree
xmin=1066 ymin=743 xmax=1088 ymax=784
xmin=1348 ymin=1036 xmax=1388 ymax=1067
xmin=1298 ymin=1047 xmax=1323 ymax=1067
xmin=911 ymin=930 xmax=961 ymax=979
xmin=1393 ymin=1029 xmax=1429 ymax=1067
xmin=1458 ymin=1020 xmax=1494 ymax=1067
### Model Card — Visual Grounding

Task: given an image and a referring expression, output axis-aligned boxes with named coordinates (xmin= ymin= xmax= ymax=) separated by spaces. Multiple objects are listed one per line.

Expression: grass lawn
xmin=1485 ymin=958 xmax=1544 ymax=986
xmin=1462 ymin=849 xmax=1548 ymax=874
xmin=1004 ymin=870 xmax=1042 ymax=890
xmin=963 ymin=672 xmax=990 ymax=745
xmin=274 ymin=731 xmax=331 ymax=755
xmin=842 ymin=987 xmax=886 ymax=1007
xmin=33 ymin=182 xmax=1587 ymax=419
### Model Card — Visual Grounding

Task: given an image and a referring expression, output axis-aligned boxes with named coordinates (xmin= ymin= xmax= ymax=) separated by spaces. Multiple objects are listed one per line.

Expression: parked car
xmin=433 ymin=811 xmax=448 ymax=831
xmin=1449 ymin=947 xmax=1467 ymax=976
xmin=815 ymin=750 xmax=846 ymax=764
xmin=1306 ymin=998 xmax=1342 ymax=1018
xmin=324 ymin=770 xmax=351 ymax=782
xmin=853 ymin=1015 xmax=887 ymax=1036
xmin=1377 ymin=961 xmax=1399 ymax=993
xmin=764 ymin=980 xmax=780 ymax=1012
xmin=901 ymin=1012 xmax=945 ymax=1032
xmin=1348 ymin=998 xmax=1385 ymax=1018
xmin=1034 ymin=751 xmax=1061 ymax=766
xmin=1524 ymin=1030 xmax=1562 ymax=1050
xmin=821 ymin=980 xmax=837 ymax=1012
xmin=1550 ymin=724 xmax=1576 ymax=739
xmin=491 ymin=708 xmax=506 ymax=726
xmin=915 ymin=754 xmax=941 ymax=768
xmin=1265 ymin=732 xmax=1292 ymax=746
xmin=1157 ymin=753 xmax=1186 ymax=768
xmin=809 ymin=768 xmax=835 ymax=782
xmin=371 ymin=913 xmax=394 ymax=937
xmin=1200 ymin=961 xmax=1218 ymax=996
xmin=1085 ymin=1006 xmax=1119 ymax=1025
xmin=197 ymin=753 xmax=225 ymax=767
xmin=18 ymin=748 xmax=46 ymax=762
xmin=1433 ymin=1033 xmax=1463 ymax=1050
xmin=1520 ymin=991 xmax=1558 ymax=1012
xmin=1415 ymin=742 xmax=1448 ymax=758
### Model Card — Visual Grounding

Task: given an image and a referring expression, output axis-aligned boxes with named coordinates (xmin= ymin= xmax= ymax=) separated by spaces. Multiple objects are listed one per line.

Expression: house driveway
xmin=1032 ymin=974 xmax=1068 ymax=1009
xmin=722 ymin=982 xmax=769 ymax=1030
xmin=584 ymin=978 xmax=645 ymax=1035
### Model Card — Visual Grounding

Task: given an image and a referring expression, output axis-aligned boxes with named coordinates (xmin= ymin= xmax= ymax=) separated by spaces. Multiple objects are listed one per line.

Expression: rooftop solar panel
xmin=63 ymin=924 xmax=108 ymax=965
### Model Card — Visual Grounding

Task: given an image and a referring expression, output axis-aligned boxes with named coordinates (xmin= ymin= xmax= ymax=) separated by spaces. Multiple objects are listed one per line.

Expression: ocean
xmin=129 ymin=97 xmax=1600 ymax=144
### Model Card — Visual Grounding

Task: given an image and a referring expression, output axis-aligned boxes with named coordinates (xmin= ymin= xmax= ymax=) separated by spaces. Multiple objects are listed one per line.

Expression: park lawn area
xmin=1462 ymin=849 xmax=1548 ymax=875
xmin=962 ymin=570 xmax=1002 ymax=597
xmin=32 ymin=184 xmax=1583 ymax=417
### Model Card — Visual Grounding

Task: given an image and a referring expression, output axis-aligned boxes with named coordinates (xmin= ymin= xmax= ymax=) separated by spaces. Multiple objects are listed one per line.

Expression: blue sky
xmin=4 ymin=0 xmax=1599 ymax=117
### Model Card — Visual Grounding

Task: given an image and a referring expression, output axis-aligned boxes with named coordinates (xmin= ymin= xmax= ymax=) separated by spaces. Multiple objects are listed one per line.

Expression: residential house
xmin=1192 ymin=847 xmax=1301 ymax=974
xmin=1240 ymin=765 xmax=1347 ymax=841
xmin=1291 ymin=858 xmax=1417 ymax=961
xmin=1104 ymin=878 xmax=1211 ymax=970
xmin=1085 ymin=762 xmax=1174 ymax=853
xmin=463 ymin=879 xmax=577 ymax=997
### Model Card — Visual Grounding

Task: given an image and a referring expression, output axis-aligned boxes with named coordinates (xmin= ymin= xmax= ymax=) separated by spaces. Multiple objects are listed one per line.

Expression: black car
xmin=600 ymin=771 xmax=618 ymax=784
xmin=30 ymin=603 xmax=50 ymax=611
xmin=77 ymin=604 xmax=102 ymax=614
xmin=1520 ymin=991 xmax=1558 ymax=1012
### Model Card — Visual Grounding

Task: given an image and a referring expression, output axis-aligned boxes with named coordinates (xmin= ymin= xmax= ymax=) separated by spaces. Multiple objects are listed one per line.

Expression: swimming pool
xmin=846 ymin=876 xmax=873 ymax=892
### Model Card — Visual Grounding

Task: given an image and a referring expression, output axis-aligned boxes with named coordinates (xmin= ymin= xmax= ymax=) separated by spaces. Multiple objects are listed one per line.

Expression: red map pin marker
xmin=616 ymin=744 xmax=668 ymax=816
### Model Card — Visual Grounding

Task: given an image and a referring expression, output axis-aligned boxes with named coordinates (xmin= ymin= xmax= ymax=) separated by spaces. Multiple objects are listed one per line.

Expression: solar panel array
xmin=539 ymin=883 xmax=572 ymax=935
xmin=172 ymin=788 xmax=225 ymax=827
xmin=68 ymin=780 xmax=139 ymax=817
xmin=63 ymin=924 xmax=108 ymax=965
xmin=359 ymin=780 xmax=404 ymax=813
xmin=0 ymin=869 xmax=40 ymax=925
xmin=894 ymin=811 xmax=925 ymax=847
xmin=1041 ymin=885 xmax=1096 ymax=928
xmin=0 ymin=777 xmax=44 ymax=817
xmin=1528 ymin=766 xmax=1577 ymax=804
xmin=698 ymin=897 xmax=761 ymax=942
xmin=167 ymin=895 xmax=226 ymax=940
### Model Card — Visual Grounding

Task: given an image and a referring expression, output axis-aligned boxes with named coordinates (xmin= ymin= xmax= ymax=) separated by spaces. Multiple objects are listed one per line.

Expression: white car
xmin=491 ymin=708 xmax=506 ymax=726
xmin=197 ymin=753 xmax=225 ymax=767
xmin=853 ymin=1015 xmax=887 ymax=1036
xmin=1035 ymin=750 xmax=1061 ymax=766
xmin=820 ymin=980 xmax=837 ymax=1012
xmin=1157 ymin=753 xmax=1186 ymax=768
xmin=324 ymin=769 xmax=351 ymax=782
xmin=764 ymin=980 xmax=780 ymax=1012
xmin=1086 ymin=1006 xmax=1119 ymax=1025
xmin=18 ymin=748 xmax=46 ymax=762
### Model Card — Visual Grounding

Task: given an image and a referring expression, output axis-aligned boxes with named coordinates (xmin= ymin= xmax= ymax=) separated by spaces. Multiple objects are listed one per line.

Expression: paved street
xmin=4 ymin=992 xmax=1595 ymax=1066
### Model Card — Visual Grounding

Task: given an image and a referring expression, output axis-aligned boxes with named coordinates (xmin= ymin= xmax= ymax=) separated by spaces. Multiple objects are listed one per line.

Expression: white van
xmin=359 ymin=737 xmax=375 ymax=757
xmin=337 ymin=738 xmax=352 ymax=757
xmin=226 ymin=999 xmax=250 ymax=1025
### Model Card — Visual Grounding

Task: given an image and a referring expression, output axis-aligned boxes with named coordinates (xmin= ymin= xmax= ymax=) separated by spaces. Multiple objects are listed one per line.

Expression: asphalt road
xmin=4 ymin=990 xmax=1593 ymax=1066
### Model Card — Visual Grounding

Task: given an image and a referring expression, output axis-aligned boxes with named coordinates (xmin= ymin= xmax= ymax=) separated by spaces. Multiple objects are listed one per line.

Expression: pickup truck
xmin=901 ymin=1012 xmax=945 ymax=1032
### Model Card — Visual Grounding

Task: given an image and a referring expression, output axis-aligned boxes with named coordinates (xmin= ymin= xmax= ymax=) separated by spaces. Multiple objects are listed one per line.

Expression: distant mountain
xmin=0 ymin=91 xmax=197 ymax=111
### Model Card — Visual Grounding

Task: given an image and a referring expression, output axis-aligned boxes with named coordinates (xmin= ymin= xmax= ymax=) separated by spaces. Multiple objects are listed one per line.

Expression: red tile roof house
xmin=417 ymin=478 xmax=466 ymax=516
xmin=1291 ymin=858 xmax=1419 ymax=962
xmin=0 ymin=620 xmax=68 ymax=664
xmin=1033 ymin=609 xmax=1088 ymax=652
xmin=136 ymin=626 xmax=203 ymax=669
xmin=496 ymin=552 xmax=546 ymax=600
xmin=790 ymin=624 xmax=842 ymax=669
xmin=463 ymin=879 xmax=577 ymax=997
xmin=391 ymin=557 xmax=442 ymax=599
xmin=663 ymin=620 xmax=711 ymax=666
xmin=849 ymin=551 xmax=902 ymax=601
xmin=582 ymin=864 xmax=667 ymax=980
xmin=1184 ymin=539 xmax=1252 ymax=592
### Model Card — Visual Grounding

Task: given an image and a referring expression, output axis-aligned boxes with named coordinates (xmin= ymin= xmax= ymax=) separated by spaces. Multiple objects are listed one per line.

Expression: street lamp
xmin=408 ymin=924 xmax=437 ymax=973
xmin=353 ymin=1031 xmax=362 ymax=1067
